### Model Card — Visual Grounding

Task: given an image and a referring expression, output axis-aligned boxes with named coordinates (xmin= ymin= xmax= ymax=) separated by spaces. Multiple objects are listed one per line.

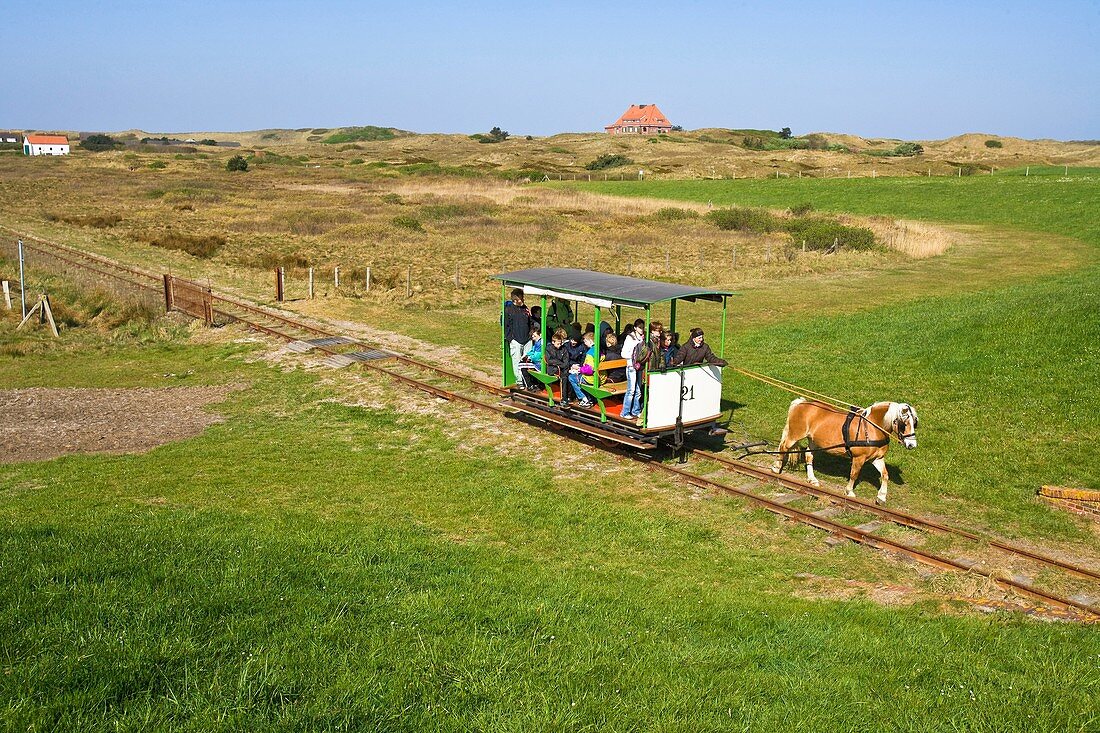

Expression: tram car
xmin=492 ymin=268 xmax=733 ymax=450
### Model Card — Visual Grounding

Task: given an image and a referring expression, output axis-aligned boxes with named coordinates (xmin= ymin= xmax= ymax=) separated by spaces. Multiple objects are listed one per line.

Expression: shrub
xmin=392 ymin=215 xmax=423 ymax=232
xmin=44 ymin=212 xmax=123 ymax=228
xmin=148 ymin=160 xmax=167 ymax=170
xmin=985 ymin=139 xmax=1003 ymax=148
xmin=654 ymin=207 xmax=699 ymax=221
xmin=381 ymin=193 xmax=403 ymax=205
xmin=585 ymin=154 xmax=633 ymax=170
xmin=199 ymin=139 xmax=217 ymax=146
xmin=742 ymin=136 xmax=767 ymax=150
xmin=706 ymin=206 xmax=781 ymax=232
xmin=785 ymin=219 xmax=876 ymax=251
xmin=780 ymin=127 xmax=792 ymax=139
xmin=789 ymin=202 xmax=814 ymax=216
xmin=226 ymin=155 xmax=248 ymax=171
xmin=81 ymin=134 xmax=120 ymax=152
xmin=891 ymin=142 xmax=924 ymax=157
xmin=147 ymin=230 xmax=226 ymax=258
xmin=322 ymin=126 xmax=397 ymax=144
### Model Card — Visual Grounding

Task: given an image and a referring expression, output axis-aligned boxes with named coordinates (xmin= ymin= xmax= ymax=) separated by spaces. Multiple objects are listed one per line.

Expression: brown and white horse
xmin=771 ymin=398 xmax=918 ymax=504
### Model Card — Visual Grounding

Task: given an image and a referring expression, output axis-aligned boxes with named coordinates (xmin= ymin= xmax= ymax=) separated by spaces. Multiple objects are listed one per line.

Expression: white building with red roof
xmin=605 ymin=104 xmax=673 ymax=135
xmin=24 ymin=135 xmax=69 ymax=156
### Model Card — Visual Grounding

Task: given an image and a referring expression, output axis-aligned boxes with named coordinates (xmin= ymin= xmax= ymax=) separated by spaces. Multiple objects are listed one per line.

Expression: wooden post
xmin=40 ymin=294 xmax=59 ymax=337
xmin=405 ymin=266 xmax=411 ymax=298
xmin=454 ymin=264 xmax=460 ymax=288
xmin=766 ymin=246 xmax=772 ymax=264
xmin=308 ymin=267 xmax=314 ymax=299
xmin=202 ymin=289 xmax=214 ymax=326
xmin=365 ymin=266 xmax=370 ymax=293
xmin=958 ymin=167 xmax=962 ymax=177
xmin=665 ymin=251 xmax=670 ymax=273
xmin=802 ymin=239 xmax=806 ymax=253
xmin=627 ymin=255 xmax=632 ymax=275
xmin=1026 ymin=166 xmax=1029 ymax=177
xmin=731 ymin=247 xmax=737 ymax=267
xmin=1 ymin=280 xmax=10 ymax=310
xmin=334 ymin=266 xmax=340 ymax=288
xmin=162 ymin=273 xmax=174 ymax=312
xmin=275 ymin=267 xmax=285 ymax=302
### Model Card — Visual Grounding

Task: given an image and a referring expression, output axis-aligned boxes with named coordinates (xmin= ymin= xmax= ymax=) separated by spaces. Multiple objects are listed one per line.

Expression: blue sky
xmin=2 ymin=0 xmax=1097 ymax=140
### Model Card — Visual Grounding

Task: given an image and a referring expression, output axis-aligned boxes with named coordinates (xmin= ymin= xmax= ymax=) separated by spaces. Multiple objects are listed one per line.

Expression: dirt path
xmin=0 ymin=385 xmax=243 ymax=463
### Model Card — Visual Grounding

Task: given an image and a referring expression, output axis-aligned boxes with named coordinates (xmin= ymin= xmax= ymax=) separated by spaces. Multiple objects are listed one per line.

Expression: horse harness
xmin=841 ymin=407 xmax=891 ymax=457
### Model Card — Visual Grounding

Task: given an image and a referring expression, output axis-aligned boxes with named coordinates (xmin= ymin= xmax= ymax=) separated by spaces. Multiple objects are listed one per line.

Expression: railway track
xmin=6 ymin=229 xmax=1099 ymax=620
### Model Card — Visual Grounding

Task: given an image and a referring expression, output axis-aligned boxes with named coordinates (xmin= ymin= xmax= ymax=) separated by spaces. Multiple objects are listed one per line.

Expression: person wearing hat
xmin=670 ymin=327 xmax=727 ymax=367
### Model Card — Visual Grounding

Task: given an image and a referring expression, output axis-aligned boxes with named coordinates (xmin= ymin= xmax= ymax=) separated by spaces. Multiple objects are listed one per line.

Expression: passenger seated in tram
xmin=519 ymin=326 xmax=543 ymax=389
xmin=601 ymin=332 xmax=626 ymax=383
xmin=544 ymin=328 xmax=570 ymax=385
xmin=566 ymin=331 xmax=598 ymax=407
xmin=670 ymin=328 xmax=727 ymax=367
xmin=663 ymin=331 xmax=680 ymax=368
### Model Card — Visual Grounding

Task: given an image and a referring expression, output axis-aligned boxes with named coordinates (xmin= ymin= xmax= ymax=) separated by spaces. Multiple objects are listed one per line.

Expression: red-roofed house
xmin=605 ymin=104 xmax=673 ymax=135
xmin=24 ymin=135 xmax=70 ymax=156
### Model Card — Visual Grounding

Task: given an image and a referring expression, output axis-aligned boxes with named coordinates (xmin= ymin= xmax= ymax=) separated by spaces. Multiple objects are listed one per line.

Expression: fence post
xmin=162 ymin=273 xmax=174 ymax=312
xmin=308 ymin=267 xmax=314 ymax=299
xmin=18 ymin=239 xmax=26 ymax=320
xmin=802 ymin=239 xmax=806 ymax=253
xmin=334 ymin=266 xmax=340 ymax=289
xmin=731 ymin=247 xmax=737 ymax=267
xmin=665 ymin=251 xmax=670 ymax=273
xmin=202 ymin=289 xmax=214 ymax=326
xmin=2 ymin=280 xmax=11 ymax=310
xmin=406 ymin=266 xmax=411 ymax=298
xmin=275 ymin=267 xmax=285 ymax=302
xmin=627 ymin=255 xmax=632 ymax=275
xmin=365 ymin=266 xmax=371 ymax=292
xmin=454 ymin=264 xmax=460 ymax=288
xmin=766 ymin=246 xmax=772 ymax=264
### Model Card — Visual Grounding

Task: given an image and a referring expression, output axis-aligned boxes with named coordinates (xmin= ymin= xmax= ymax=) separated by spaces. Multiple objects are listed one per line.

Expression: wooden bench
xmin=580 ymin=358 xmax=631 ymax=421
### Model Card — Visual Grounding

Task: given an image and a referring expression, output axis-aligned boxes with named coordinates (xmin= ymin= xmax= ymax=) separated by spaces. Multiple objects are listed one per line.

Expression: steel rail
xmin=10 ymin=230 xmax=1098 ymax=618
xmin=640 ymin=457 xmax=1100 ymax=619
xmin=693 ymin=449 xmax=1100 ymax=584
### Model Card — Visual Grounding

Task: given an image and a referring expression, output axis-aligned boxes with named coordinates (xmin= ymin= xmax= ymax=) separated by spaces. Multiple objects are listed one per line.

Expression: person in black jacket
xmin=504 ymin=289 xmax=532 ymax=385
xmin=542 ymin=329 xmax=571 ymax=399
xmin=671 ymin=328 xmax=727 ymax=367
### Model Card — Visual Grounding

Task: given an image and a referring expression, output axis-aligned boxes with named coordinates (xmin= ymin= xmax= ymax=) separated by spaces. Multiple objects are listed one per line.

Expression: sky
xmin=2 ymin=0 xmax=1097 ymax=140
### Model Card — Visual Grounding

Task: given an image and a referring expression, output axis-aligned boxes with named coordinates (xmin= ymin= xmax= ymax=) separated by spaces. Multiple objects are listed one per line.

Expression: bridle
xmin=893 ymin=408 xmax=917 ymax=441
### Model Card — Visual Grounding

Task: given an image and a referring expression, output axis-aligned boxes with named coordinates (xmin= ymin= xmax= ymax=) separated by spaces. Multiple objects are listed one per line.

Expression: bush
xmin=392 ymin=215 xmax=423 ymax=232
xmin=322 ymin=126 xmax=397 ymax=144
xmin=706 ymin=206 xmax=781 ymax=232
xmin=654 ymin=207 xmax=699 ymax=221
xmin=585 ymin=154 xmax=633 ymax=170
xmin=891 ymin=142 xmax=924 ymax=157
xmin=785 ymin=219 xmax=876 ymax=251
xmin=147 ymin=230 xmax=226 ymax=258
xmin=148 ymin=160 xmax=167 ymax=170
xmin=226 ymin=155 xmax=248 ymax=172
xmin=780 ymin=127 xmax=792 ymax=139
xmin=199 ymin=139 xmax=217 ymax=146
xmin=985 ymin=139 xmax=1003 ymax=148
xmin=81 ymin=134 xmax=120 ymax=152
xmin=44 ymin=212 xmax=123 ymax=228
xmin=789 ymin=202 xmax=814 ymax=216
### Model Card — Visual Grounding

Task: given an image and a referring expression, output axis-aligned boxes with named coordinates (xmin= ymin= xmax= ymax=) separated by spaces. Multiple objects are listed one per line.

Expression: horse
xmin=771 ymin=398 xmax=918 ymax=504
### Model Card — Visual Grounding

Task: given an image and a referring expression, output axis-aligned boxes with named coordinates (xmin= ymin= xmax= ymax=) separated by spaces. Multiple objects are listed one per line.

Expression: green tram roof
xmin=492 ymin=268 xmax=734 ymax=308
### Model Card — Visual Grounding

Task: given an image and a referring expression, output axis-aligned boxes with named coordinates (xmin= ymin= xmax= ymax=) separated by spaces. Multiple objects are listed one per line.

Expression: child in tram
xmin=520 ymin=326 xmax=543 ymax=389
xmin=601 ymin=332 xmax=625 ymax=383
xmin=566 ymin=331 xmax=597 ymax=407
xmin=544 ymin=328 xmax=570 ymax=398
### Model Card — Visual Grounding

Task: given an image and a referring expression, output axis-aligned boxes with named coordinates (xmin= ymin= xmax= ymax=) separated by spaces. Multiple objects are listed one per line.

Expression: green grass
xmin=2 ymin=334 xmax=1099 ymax=730
xmin=553 ymin=173 xmax=1100 ymax=536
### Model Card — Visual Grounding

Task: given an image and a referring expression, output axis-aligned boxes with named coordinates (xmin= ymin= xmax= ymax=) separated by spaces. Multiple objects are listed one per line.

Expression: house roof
xmin=26 ymin=135 xmax=69 ymax=145
xmin=492 ymin=268 xmax=732 ymax=307
xmin=606 ymin=104 xmax=672 ymax=129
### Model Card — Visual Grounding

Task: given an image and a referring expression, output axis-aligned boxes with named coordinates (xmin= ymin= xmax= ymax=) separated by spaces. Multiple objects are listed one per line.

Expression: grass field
xmin=2 ymin=320 xmax=1099 ymax=731
xmin=2 ymin=158 xmax=1100 ymax=729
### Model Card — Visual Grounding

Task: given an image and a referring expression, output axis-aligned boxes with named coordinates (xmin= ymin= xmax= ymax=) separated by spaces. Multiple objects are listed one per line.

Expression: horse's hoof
xmin=875 ymin=498 xmax=886 ymax=506
xmin=771 ymin=465 xmax=782 ymax=475
xmin=809 ymin=479 xmax=821 ymax=488
xmin=846 ymin=491 xmax=856 ymax=498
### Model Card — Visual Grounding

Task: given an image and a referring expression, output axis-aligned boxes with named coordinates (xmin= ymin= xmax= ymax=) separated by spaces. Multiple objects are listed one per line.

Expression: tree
xmin=779 ymin=127 xmax=792 ymax=139
xmin=226 ymin=155 xmax=248 ymax=171
xmin=488 ymin=126 xmax=509 ymax=142
xmin=82 ymin=134 xmax=120 ymax=152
